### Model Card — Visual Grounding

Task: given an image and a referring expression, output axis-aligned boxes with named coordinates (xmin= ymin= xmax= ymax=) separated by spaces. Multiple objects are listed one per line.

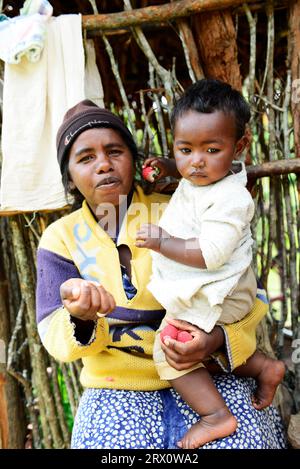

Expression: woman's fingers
xmin=60 ymin=280 xmax=81 ymax=301
xmin=89 ymin=283 xmax=102 ymax=313
xmin=162 ymin=339 xmax=184 ymax=357
xmin=107 ymin=292 xmax=116 ymax=312
xmin=77 ymin=282 xmax=92 ymax=311
xmin=60 ymin=284 xmax=77 ymax=301
xmin=161 ymin=341 xmax=200 ymax=370
xmin=96 ymin=286 xmax=116 ymax=316
xmin=60 ymin=279 xmax=116 ymax=320
xmin=98 ymin=286 xmax=111 ymax=313
xmin=161 ymin=337 xmax=200 ymax=360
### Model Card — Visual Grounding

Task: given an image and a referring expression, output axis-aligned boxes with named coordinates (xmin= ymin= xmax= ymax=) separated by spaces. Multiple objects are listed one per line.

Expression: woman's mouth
xmin=96 ymin=177 xmax=121 ymax=189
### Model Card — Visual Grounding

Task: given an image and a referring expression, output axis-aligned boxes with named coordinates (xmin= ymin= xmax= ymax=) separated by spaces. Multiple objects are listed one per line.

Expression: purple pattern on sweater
xmin=109 ymin=306 xmax=165 ymax=323
xmin=36 ymin=248 xmax=165 ymax=326
xmin=36 ymin=248 xmax=82 ymax=324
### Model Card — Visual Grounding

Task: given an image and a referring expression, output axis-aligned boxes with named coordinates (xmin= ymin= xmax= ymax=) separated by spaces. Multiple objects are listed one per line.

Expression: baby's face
xmin=173 ymin=110 xmax=243 ymax=186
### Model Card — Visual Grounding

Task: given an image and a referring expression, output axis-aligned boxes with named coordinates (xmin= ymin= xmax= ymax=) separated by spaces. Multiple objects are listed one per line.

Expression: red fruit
xmin=142 ymin=165 xmax=160 ymax=182
xmin=160 ymin=324 xmax=179 ymax=343
xmin=177 ymin=331 xmax=193 ymax=343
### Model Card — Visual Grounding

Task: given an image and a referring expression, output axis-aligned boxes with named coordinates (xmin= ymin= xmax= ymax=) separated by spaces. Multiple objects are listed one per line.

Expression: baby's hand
xmin=136 ymin=223 xmax=171 ymax=252
xmin=142 ymin=157 xmax=178 ymax=182
xmin=60 ymin=278 xmax=116 ymax=321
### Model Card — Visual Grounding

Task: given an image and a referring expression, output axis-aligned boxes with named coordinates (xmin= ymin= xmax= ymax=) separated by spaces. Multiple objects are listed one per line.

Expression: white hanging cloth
xmin=0 ymin=14 xmax=104 ymax=211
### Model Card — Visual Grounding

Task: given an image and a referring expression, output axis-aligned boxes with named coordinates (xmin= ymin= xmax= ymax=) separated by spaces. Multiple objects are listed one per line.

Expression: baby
xmin=136 ymin=79 xmax=285 ymax=449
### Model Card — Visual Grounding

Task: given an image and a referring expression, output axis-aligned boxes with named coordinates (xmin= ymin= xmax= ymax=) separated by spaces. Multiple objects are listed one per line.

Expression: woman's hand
xmin=60 ymin=278 xmax=116 ymax=321
xmin=142 ymin=157 xmax=181 ymax=181
xmin=161 ymin=318 xmax=225 ymax=371
xmin=136 ymin=223 xmax=171 ymax=252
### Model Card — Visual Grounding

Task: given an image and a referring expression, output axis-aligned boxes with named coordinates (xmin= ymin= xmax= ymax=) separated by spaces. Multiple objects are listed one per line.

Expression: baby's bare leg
xmin=233 ymin=351 xmax=285 ymax=410
xmin=172 ymin=368 xmax=237 ymax=449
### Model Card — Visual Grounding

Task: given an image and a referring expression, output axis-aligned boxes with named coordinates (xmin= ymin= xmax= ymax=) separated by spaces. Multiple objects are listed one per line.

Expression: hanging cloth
xmin=0 ymin=14 xmax=104 ymax=211
xmin=0 ymin=0 xmax=53 ymax=64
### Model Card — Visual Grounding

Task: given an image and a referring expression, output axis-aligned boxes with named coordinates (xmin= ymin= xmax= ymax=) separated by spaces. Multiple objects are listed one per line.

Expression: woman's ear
xmin=68 ymin=180 xmax=76 ymax=191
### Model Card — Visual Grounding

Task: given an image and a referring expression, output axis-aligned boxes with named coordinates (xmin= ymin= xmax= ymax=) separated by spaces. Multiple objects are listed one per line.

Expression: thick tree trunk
xmin=192 ymin=10 xmax=242 ymax=90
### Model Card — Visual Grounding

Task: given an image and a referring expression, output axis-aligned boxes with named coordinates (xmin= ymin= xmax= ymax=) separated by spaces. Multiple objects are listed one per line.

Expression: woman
xmin=36 ymin=99 xmax=286 ymax=449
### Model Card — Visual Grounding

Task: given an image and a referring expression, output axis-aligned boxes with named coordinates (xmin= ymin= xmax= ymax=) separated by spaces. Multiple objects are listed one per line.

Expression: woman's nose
xmin=95 ymin=154 xmax=113 ymax=173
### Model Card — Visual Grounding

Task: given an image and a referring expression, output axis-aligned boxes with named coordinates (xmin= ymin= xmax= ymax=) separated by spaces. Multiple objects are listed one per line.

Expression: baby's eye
xmin=207 ymin=148 xmax=220 ymax=153
xmin=179 ymin=147 xmax=191 ymax=154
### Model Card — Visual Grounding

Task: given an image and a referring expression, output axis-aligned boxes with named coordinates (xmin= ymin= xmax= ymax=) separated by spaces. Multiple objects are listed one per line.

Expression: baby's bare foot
xmin=177 ymin=407 xmax=237 ymax=449
xmin=252 ymin=358 xmax=285 ymax=410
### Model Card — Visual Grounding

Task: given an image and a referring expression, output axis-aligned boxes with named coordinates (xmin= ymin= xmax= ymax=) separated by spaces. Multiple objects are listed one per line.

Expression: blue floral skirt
xmin=71 ymin=374 xmax=287 ymax=449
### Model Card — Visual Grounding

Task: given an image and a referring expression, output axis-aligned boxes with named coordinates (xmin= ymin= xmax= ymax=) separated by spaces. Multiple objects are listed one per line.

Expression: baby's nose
xmin=192 ymin=153 xmax=205 ymax=167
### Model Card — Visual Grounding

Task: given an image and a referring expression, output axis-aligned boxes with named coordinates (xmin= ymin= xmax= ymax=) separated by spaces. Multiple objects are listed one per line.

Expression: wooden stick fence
xmin=0 ymin=0 xmax=299 ymax=448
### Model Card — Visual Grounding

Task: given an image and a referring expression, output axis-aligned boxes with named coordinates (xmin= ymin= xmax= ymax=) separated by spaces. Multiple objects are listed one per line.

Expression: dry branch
xmin=82 ymin=0 xmax=258 ymax=32
xmin=246 ymin=159 xmax=300 ymax=179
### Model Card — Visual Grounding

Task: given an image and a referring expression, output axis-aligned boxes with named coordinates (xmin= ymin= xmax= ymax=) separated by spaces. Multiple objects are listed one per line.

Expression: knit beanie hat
xmin=56 ymin=99 xmax=136 ymax=171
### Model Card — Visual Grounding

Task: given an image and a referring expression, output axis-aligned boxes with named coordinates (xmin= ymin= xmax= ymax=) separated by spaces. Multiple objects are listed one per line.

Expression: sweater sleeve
xmin=36 ymin=225 xmax=110 ymax=362
xmin=220 ymin=287 xmax=269 ymax=371
xmin=39 ymin=306 xmax=109 ymax=363
xmin=199 ymin=185 xmax=254 ymax=270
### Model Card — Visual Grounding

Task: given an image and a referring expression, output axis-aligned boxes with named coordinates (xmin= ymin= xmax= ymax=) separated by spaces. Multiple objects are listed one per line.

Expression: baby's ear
xmin=235 ymin=132 xmax=250 ymax=157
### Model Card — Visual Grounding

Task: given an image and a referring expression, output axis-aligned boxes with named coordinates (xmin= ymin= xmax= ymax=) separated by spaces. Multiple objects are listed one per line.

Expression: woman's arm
xmin=36 ymin=242 xmax=112 ymax=362
xmin=161 ymin=319 xmax=225 ymax=371
xmin=162 ymin=293 xmax=268 ymax=372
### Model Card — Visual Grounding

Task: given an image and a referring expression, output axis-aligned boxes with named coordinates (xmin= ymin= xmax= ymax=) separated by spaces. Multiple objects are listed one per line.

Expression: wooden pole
xmin=246 ymin=158 xmax=300 ymax=179
xmin=289 ymin=0 xmax=300 ymax=158
xmin=82 ymin=0 xmax=258 ymax=32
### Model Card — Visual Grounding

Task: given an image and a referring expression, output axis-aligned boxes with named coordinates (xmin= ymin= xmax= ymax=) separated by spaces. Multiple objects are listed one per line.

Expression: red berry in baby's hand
xmin=142 ymin=166 xmax=160 ymax=182
xmin=177 ymin=331 xmax=193 ymax=343
xmin=160 ymin=324 xmax=179 ymax=343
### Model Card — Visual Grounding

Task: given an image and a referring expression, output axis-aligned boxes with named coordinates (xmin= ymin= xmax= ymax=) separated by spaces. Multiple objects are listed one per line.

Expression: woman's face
xmin=68 ymin=127 xmax=135 ymax=214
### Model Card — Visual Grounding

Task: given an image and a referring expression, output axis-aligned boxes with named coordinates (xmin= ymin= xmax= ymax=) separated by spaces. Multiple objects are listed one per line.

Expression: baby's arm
xmin=136 ymin=223 xmax=207 ymax=268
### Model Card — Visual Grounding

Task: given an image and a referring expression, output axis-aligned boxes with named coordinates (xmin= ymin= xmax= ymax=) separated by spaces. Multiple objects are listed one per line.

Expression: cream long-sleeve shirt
xmin=148 ymin=161 xmax=255 ymax=332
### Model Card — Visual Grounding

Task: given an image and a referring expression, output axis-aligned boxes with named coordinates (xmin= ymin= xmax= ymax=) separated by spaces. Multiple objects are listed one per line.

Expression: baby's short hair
xmin=171 ymin=79 xmax=251 ymax=140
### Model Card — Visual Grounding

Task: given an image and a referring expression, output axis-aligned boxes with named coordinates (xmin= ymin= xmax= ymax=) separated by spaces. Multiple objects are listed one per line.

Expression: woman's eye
xmin=207 ymin=148 xmax=219 ymax=153
xmin=79 ymin=155 xmax=93 ymax=163
xmin=109 ymin=149 xmax=122 ymax=157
